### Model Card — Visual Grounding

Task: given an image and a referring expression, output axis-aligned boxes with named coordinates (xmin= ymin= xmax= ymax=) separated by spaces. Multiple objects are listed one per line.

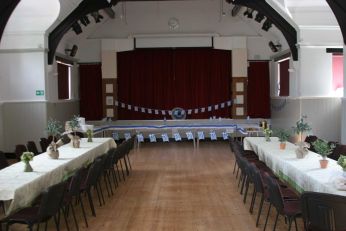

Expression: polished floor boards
xmin=8 ymin=141 xmax=303 ymax=230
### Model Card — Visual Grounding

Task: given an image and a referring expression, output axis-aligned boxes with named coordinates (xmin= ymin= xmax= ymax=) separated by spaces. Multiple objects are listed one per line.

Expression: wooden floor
xmin=8 ymin=141 xmax=303 ymax=230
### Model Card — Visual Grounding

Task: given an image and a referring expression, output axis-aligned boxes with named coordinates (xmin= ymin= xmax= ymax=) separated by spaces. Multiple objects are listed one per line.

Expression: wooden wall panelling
xmin=232 ymin=77 xmax=247 ymax=119
xmin=102 ymin=78 xmax=117 ymax=119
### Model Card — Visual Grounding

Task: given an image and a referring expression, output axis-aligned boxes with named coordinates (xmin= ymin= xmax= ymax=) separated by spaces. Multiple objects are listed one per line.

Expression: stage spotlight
xmin=80 ymin=16 xmax=90 ymax=26
xmin=91 ymin=11 xmax=104 ymax=23
xmin=71 ymin=22 xmax=82 ymax=35
xmin=243 ymin=8 xmax=253 ymax=19
xmin=262 ymin=19 xmax=272 ymax=31
xmin=65 ymin=45 xmax=78 ymax=57
xmin=268 ymin=41 xmax=282 ymax=52
xmin=255 ymin=12 xmax=265 ymax=23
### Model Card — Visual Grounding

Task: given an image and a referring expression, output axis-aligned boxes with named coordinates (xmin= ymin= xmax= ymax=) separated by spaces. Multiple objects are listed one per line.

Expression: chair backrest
xmin=84 ymin=157 xmax=105 ymax=188
xmin=104 ymin=149 xmax=116 ymax=169
xmin=38 ymin=181 xmax=66 ymax=220
xmin=14 ymin=144 xmax=27 ymax=160
xmin=68 ymin=168 xmax=86 ymax=197
xmin=301 ymin=192 xmax=346 ymax=231
xmin=262 ymin=172 xmax=284 ymax=212
xmin=0 ymin=151 xmax=9 ymax=170
xmin=27 ymin=141 xmax=39 ymax=155
xmin=329 ymin=144 xmax=346 ymax=161
xmin=249 ymin=163 xmax=264 ymax=193
xmin=39 ymin=138 xmax=49 ymax=153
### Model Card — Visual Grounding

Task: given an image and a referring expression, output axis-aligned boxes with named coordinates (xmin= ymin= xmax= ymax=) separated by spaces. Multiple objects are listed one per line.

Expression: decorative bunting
xmin=222 ymin=132 xmax=229 ymax=140
xmin=149 ymin=134 xmax=157 ymax=142
xmin=161 ymin=133 xmax=169 ymax=142
xmin=197 ymin=131 xmax=205 ymax=140
xmin=186 ymin=131 xmax=194 ymax=140
xmin=210 ymin=131 xmax=217 ymax=141
xmin=114 ymin=100 xmax=232 ymax=115
xmin=174 ymin=133 xmax=182 ymax=141
xmin=112 ymin=132 xmax=119 ymax=141
xmin=124 ymin=133 xmax=131 ymax=140
xmin=137 ymin=134 xmax=144 ymax=142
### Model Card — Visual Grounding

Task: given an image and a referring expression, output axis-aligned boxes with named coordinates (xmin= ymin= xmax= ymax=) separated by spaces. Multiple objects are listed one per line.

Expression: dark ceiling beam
xmin=0 ymin=0 xmax=21 ymax=44
xmin=103 ymin=8 xmax=115 ymax=19
xmin=48 ymin=0 xmax=119 ymax=64
xmin=326 ymin=0 xmax=346 ymax=45
xmin=229 ymin=0 xmax=298 ymax=61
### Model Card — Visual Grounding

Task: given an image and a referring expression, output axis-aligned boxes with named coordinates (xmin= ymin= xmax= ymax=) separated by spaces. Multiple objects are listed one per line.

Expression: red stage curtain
xmin=57 ymin=63 xmax=69 ymax=100
xmin=79 ymin=63 xmax=103 ymax=120
xmin=279 ymin=59 xmax=289 ymax=96
xmin=117 ymin=48 xmax=231 ymax=120
xmin=247 ymin=61 xmax=271 ymax=118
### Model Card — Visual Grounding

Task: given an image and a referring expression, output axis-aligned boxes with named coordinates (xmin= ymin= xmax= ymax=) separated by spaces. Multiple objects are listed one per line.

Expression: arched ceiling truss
xmin=229 ymin=0 xmax=298 ymax=60
xmin=326 ymin=0 xmax=346 ymax=45
xmin=48 ymin=0 xmax=118 ymax=64
xmin=0 ymin=0 xmax=21 ymax=43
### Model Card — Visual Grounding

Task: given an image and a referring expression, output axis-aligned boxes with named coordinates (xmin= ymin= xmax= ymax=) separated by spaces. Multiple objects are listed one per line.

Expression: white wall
xmin=271 ymin=97 xmax=341 ymax=142
xmin=247 ymin=37 xmax=275 ymax=60
xmin=0 ymin=51 xmax=46 ymax=101
xmin=299 ymin=47 xmax=333 ymax=97
xmin=75 ymin=39 xmax=101 ymax=63
xmin=0 ymin=103 xmax=3 ymax=151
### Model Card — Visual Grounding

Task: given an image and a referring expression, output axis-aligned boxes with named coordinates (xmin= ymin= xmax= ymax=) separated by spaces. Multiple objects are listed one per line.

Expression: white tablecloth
xmin=243 ymin=137 xmax=346 ymax=196
xmin=0 ymin=138 xmax=116 ymax=214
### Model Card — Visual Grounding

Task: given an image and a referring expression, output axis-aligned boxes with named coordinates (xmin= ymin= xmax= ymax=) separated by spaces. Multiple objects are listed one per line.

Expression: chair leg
xmin=240 ymin=175 xmax=247 ymax=195
xmin=123 ymin=157 xmax=130 ymax=176
xmin=103 ymin=174 xmax=111 ymax=197
xmin=119 ymin=160 xmax=126 ymax=181
xmin=106 ymin=171 xmax=114 ymax=195
xmin=256 ymin=194 xmax=264 ymax=227
xmin=70 ymin=203 xmax=79 ymax=231
xmin=243 ymin=178 xmax=251 ymax=203
xmin=53 ymin=215 xmax=60 ymax=231
xmin=294 ymin=217 xmax=298 ymax=231
xmin=62 ymin=208 xmax=70 ymax=231
xmin=126 ymin=153 xmax=132 ymax=170
xmin=115 ymin=164 xmax=122 ymax=182
xmin=86 ymin=189 xmax=96 ymax=216
xmin=78 ymin=195 xmax=88 ymax=227
xmin=97 ymin=182 xmax=106 ymax=205
xmin=236 ymin=167 xmax=240 ymax=178
xmin=264 ymin=203 xmax=272 ymax=231
xmin=233 ymin=161 xmax=237 ymax=174
xmin=288 ymin=217 xmax=292 ymax=231
xmin=273 ymin=210 xmax=280 ymax=231
xmin=250 ymin=189 xmax=257 ymax=213
xmin=111 ymin=167 xmax=119 ymax=188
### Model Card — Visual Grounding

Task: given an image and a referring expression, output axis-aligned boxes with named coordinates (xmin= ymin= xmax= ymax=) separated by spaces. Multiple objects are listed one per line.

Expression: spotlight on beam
xmin=268 ymin=41 xmax=281 ymax=52
xmin=91 ymin=11 xmax=104 ymax=23
xmin=255 ymin=12 xmax=265 ymax=23
xmin=243 ymin=8 xmax=253 ymax=19
xmin=71 ymin=22 xmax=82 ymax=35
xmin=80 ymin=16 xmax=90 ymax=26
xmin=262 ymin=19 xmax=272 ymax=31
xmin=231 ymin=5 xmax=242 ymax=17
xmin=65 ymin=45 xmax=78 ymax=57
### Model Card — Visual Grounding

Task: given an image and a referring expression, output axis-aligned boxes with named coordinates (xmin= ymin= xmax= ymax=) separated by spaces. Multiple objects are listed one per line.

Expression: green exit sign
xmin=36 ymin=90 xmax=44 ymax=96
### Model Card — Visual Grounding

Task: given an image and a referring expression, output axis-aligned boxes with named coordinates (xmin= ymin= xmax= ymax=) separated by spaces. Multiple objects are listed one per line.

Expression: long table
xmin=0 ymin=138 xmax=116 ymax=215
xmin=243 ymin=137 xmax=346 ymax=196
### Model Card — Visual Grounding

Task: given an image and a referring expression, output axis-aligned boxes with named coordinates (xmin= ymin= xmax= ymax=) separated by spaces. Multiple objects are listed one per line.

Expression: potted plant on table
xmin=275 ymin=129 xmax=291 ymax=150
xmin=312 ymin=139 xmax=335 ymax=169
xmin=337 ymin=155 xmax=346 ymax=177
xmin=263 ymin=128 xmax=272 ymax=142
xmin=46 ymin=118 xmax=62 ymax=159
xmin=67 ymin=115 xmax=81 ymax=148
xmin=292 ymin=116 xmax=312 ymax=158
xmin=21 ymin=152 xmax=34 ymax=172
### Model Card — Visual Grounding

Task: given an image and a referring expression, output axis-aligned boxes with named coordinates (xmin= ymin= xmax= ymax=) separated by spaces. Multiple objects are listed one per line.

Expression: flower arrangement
xmin=337 ymin=155 xmax=346 ymax=171
xmin=68 ymin=115 xmax=81 ymax=136
xmin=21 ymin=152 xmax=34 ymax=172
xmin=275 ymin=129 xmax=291 ymax=143
xmin=46 ymin=118 xmax=62 ymax=145
xmin=263 ymin=128 xmax=272 ymax=142
xmin=21 ymin=152 xmax=34 ymax=163
xmin=312 ymin=139 xmax=335 ymax=159
xmin=86 ymin=129 xmax=93 ymax=142
xmin=292 ymin=115 xmax=311 ymax=142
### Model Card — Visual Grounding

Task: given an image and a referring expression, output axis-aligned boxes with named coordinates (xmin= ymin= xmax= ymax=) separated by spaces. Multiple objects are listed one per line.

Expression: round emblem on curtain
xmin=171 ymin=107 xmax=186 ymax=120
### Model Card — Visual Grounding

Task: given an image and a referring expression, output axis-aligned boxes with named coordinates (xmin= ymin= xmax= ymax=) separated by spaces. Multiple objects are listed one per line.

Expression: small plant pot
xmin=47 ymin=143 xmax=59 ymax=159
xmin=24 ymin=162 xmax=33 ymax=172
xmin=320 ymin=159 xmax=329 ymax=169
xmin=280 ymin=142 xmax=286 ymax=150
xmin=72 ymin=137 xmax=80 ymax=148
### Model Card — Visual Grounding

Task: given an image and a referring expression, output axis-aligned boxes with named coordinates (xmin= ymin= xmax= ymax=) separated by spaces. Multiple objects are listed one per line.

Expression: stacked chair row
xmin=231 ymin=139 xmax=346 ymax=231
xmin=0 ymin=136 xmax=135 ymax=231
